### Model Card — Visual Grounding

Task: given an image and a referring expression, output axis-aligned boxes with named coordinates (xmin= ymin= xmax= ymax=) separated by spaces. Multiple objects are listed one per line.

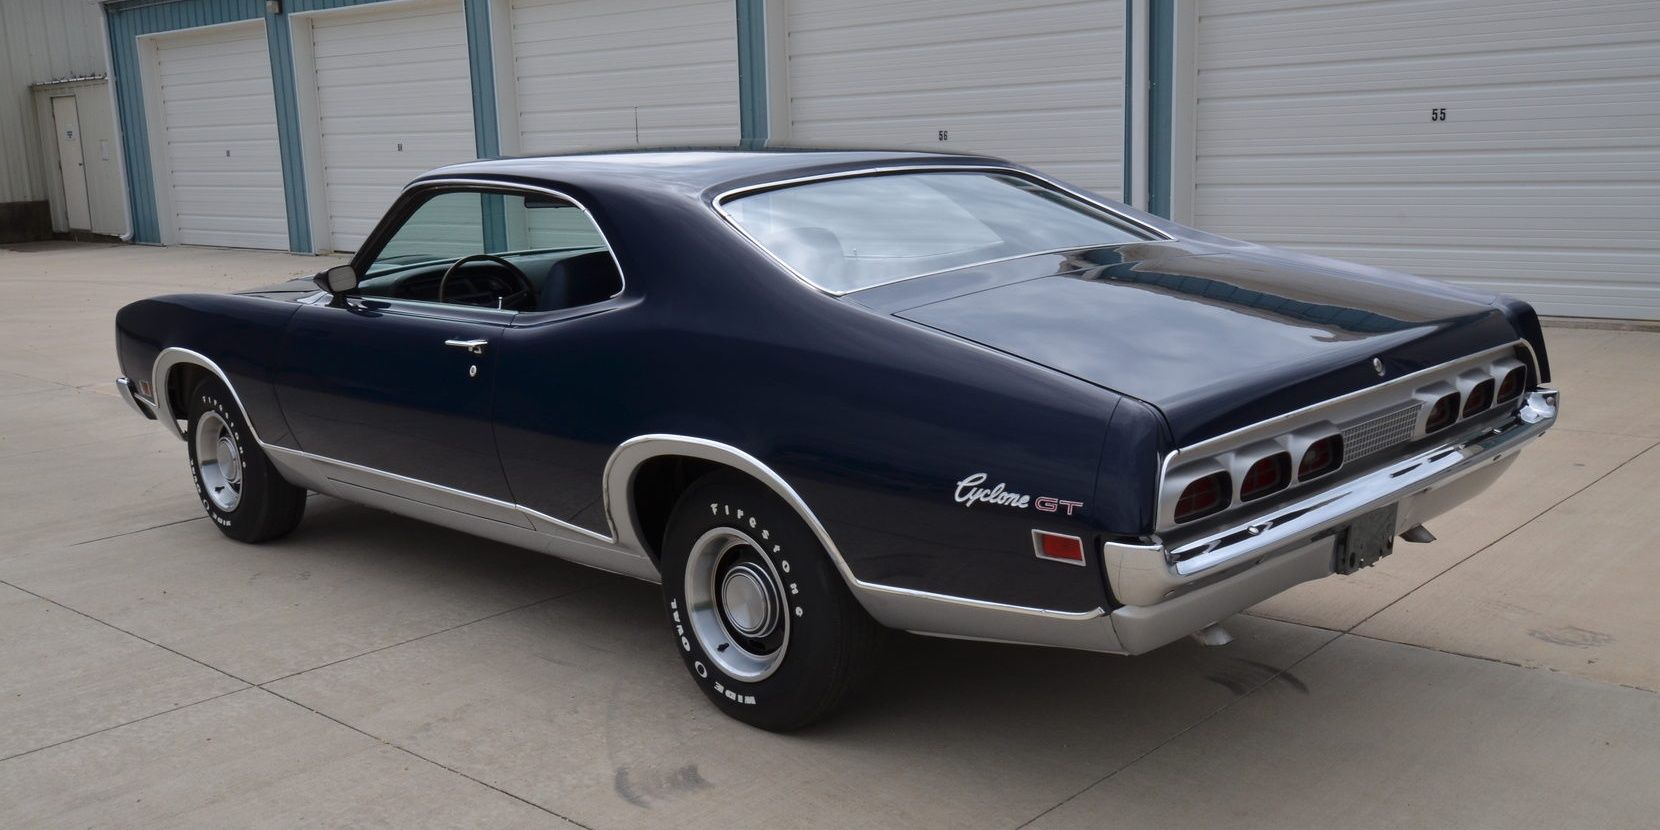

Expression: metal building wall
xmin=0 ymin=0 xmax=110 ymax=205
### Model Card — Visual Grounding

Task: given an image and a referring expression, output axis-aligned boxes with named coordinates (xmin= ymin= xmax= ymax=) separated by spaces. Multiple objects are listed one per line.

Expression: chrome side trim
xmin=262 ymin=445 xmax=659 ymax=582
xmin=146 ymin=352 xmax=1123 ymax=650
xmin=708 ymin=164 xmax=1171 ymax=297
xmin=148 ymin=348 xmax=657 ymax=581
xmin=603 ymin=435 xmax=1121 ymax=651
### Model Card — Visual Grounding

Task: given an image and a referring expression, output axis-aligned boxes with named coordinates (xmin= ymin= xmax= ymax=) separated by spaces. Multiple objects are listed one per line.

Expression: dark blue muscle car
xmin=114 ymin=149 xmax=1559 ymax=730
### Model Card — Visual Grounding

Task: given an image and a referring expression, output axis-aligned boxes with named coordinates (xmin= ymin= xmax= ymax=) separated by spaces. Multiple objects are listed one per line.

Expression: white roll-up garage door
xmin=784 ymin=0 xmax=1125 ymax=198
xmin=149 ymin=22 xmax=288 ymax=250
xmin=1192 ymin=0 xmax=1660 ymax=320
xmin=307 ymin=0 xmax=475 ymax=252
xmin=508 ymin=0 xmax=740 ymax=152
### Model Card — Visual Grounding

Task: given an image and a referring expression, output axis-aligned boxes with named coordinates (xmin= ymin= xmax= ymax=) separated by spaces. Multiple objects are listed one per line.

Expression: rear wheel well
xmin=629 ymin=455 xmax=728 ymax=561
xmin=166 ymin=363 xmax=207 ymax=426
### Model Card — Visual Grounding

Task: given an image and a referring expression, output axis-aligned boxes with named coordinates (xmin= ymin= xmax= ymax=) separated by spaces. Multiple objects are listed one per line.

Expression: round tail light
xmin=1463 ymin=380 xmax=1494 ymax=417
xmin=1496 ymin=366 xmax=1525 ymax=403
xmin=1298 ymin=435 xmax=1343 ymax=481
xmin=1425 ymin=392 xmax=1460 ymax=434
xmin=1174 ymin=472 xmax=1230 ymax=524
xmin=1240 ymin=453 xmax=1291 ymax=502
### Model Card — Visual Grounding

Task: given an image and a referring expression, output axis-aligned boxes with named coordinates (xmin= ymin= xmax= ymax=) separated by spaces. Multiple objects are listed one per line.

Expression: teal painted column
xmin=736 ymin=0 xmax=767 ymax=148
xmin=463 ymin=0 xmax=500 ymax=158
xmin=1146 ymin=0 xmax=1175 ymax=218
xmin=462 ymin=0 xmax=506 ymax=250
xmin=1122 ymin=1 xmax=1135 ymax=202
xmin=266 ymin=11 xmax=313 ymax=253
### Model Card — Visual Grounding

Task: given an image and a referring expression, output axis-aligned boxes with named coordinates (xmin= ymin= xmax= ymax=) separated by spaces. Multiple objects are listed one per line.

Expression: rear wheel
xmin=186 ymin=376 xmax=306 ymax=543
xmin=660 ymin=471 xmax=883 ymax=731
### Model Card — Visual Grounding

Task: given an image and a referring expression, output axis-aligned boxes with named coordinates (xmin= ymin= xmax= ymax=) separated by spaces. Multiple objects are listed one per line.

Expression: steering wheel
xmin=437 ymin=253 xmax=536 ymax=310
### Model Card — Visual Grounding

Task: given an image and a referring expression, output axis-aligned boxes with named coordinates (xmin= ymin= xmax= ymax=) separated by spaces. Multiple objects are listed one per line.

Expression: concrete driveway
xmin=2 ymin=241 xmax=1658 ymax=829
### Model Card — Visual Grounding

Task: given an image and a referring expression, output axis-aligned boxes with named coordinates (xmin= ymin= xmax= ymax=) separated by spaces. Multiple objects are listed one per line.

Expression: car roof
xmin=417 ymin=146 xmax=1016 ymax=197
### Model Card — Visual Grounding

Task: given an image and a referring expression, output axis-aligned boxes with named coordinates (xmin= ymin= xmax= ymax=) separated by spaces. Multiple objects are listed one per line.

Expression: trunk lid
xmin=873 ymin=240 xmax=1517 ymax=445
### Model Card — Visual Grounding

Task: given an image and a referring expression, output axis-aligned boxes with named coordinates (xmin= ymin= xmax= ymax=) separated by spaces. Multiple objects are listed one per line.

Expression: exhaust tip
xmin=1190 ymin=624 xmax=1234 ymax=647
xmin=1401 ymin=524 xmax=1436 ymax=544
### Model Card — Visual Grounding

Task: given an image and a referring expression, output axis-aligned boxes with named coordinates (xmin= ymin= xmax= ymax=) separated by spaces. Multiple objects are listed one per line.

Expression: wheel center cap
xmin=720 ymin=565 xmax=776 ymax=638
xmin=216 ymin=436 xmax=242 ymax=485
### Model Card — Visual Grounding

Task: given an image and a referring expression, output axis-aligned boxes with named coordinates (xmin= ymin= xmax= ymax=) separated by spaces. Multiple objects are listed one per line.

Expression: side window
xmin=356 ymin=189 xmax=621 ymax=313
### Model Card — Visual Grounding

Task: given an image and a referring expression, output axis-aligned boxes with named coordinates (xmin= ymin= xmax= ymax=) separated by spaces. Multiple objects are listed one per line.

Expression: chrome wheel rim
xmin=684 ymin=527 xmax=790 ymax=681
xmin=194 ymin=411 xmax=243 ymax=512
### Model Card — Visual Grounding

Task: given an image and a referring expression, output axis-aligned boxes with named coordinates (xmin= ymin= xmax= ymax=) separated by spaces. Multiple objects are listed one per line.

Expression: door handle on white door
xmin=444 ymin=338 xmax=488 ymax=355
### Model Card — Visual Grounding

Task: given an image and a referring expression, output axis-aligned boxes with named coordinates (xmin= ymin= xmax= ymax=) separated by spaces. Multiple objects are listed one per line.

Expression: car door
xmin=277 ymin=189 xmax=519 ymax=509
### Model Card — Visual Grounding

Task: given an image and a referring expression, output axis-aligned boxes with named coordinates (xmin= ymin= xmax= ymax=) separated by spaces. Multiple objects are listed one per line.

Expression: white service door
xmin=784 ymin=0 xmax=1126 ymax=198
xmin=51 ymin=96 xmax=92 ymax=230
xmin=152 ymin=24 xmax=288 ymax=250
xmin=310 ymin=1 xmax=476 ymax=252
xmin=509 ymin=0 xmax=740 ymax=152
xmin=1191 ymin=0 xmax=1660 ymax=320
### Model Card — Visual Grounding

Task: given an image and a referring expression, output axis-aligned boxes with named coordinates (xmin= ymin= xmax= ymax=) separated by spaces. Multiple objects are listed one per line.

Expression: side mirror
xmin=313 ymin=264 xmax=358 ymax=303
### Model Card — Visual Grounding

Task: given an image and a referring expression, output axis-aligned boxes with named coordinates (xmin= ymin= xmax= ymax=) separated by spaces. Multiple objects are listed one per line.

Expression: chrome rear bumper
xmin=116 ymin=377 xmax=156 ymax=420
xmin=1102 ymin=389 xmax=1557 ymax=653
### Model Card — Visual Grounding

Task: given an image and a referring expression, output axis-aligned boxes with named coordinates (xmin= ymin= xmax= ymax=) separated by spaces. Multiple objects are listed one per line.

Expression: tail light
xmin=1425 ymin=393 xmax=1460 ymax=434
xmin=1298 ymin=435 xmax=1343 ymax=481
xmin=1496 ymin=366 xmax=1525 ymax=403
xmin=1174 ymin=472 xmax=1230 ymax=523
xmin=1462 ymin=379 xmax=1494 ymax=417
xmin=1240 ymin=453 xmax=1291 ymax=502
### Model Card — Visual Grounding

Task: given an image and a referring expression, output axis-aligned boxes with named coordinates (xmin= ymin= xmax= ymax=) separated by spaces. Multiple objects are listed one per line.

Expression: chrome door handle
xmin=444 ymin=338 xmax=488 ymax=355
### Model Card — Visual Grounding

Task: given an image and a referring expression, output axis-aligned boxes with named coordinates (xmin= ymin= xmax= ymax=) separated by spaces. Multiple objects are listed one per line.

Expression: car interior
xmin=354 ymin=247 xmax=622 ymax=313
xmin=349 ymin=190 xmax=624 ymax=313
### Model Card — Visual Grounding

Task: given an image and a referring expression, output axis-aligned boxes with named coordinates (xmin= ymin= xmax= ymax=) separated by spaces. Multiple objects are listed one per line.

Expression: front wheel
xmin=660 ymin=472 xmax=883 ymax=731
xmin=186 ymin=376 xmax=307 ymax=543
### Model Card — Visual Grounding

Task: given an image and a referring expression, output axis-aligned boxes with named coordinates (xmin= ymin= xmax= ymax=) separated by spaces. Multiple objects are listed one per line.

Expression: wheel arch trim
xmin=151 ymin=347 xmax=263 ymax=443
xmin=601 ymin=435 xmax=1121 ymax=652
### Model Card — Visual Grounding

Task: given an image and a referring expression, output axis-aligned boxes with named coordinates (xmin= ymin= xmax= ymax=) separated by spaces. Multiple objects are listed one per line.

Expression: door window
xmin=357 ymin=190 xmax=621 ymax=312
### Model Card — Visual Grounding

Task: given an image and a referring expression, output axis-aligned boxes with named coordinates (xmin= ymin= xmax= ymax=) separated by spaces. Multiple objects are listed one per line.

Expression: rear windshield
xmin=720 ymin=171 xmax=1150 ymax=293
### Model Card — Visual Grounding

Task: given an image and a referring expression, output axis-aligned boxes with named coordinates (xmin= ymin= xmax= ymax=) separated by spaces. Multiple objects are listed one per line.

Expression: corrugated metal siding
xmin=1192 ymin=0 xmax=1660 ymax=320
xmin=509 ymin=0 xmax=740 ymax=152
xmin=152 ymin=22 xmax=288 ymax=249
xmin=0 ymin=0 xmax=108 ymax=204
xmin=310 ymin=0 xmax=475 ymax=251
xmin=785 ymin=0 xmax=1126 ymax=198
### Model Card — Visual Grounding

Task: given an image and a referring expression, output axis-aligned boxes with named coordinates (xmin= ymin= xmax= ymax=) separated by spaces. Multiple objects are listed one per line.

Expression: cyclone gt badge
xmin=954 ymin=472 xmax=1083 ymax=515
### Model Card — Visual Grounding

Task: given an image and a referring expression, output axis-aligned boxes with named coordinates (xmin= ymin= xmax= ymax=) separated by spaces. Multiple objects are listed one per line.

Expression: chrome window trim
xmin=1153 ymin=339 xmax=1541 ymax=533
xmin=708 ymin=165 xmax=1171 ymax=297
xmin=350 ymin=177 xmax=628 ymax=313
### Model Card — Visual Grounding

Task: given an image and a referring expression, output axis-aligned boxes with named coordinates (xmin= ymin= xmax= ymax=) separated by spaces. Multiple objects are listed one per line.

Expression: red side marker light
xmin=1032 ymin=530 xmax=1086 ymax=566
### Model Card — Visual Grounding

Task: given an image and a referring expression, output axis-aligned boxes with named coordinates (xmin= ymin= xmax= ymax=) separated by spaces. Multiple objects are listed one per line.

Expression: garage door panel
xmin=786 ymin=0 xmax=1123 ymax=197
xmin=309 ymin=1 xmax=474 ymax=252
xmin=514 ymin=2 xmax=729 ymax=43
xmin=1199 ymin=42 xmax=1658 ymax=99
xmin=1196 ymin=149 xmax=1660 ymax=186
xmin=1192 ymin=0 xmax=1660 ymax=318
xmin=1200 ymin=1 xmax=1647 ymax=66
xmin=510 ymin=0 xmax=738 ymax=153
xmin=152 ymin=23 xmax=288 ymax=250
